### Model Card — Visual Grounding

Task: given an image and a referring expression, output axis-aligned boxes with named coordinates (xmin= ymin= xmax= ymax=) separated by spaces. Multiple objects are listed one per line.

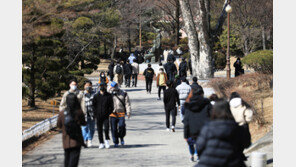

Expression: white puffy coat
xmin=229 ymin=98 xmax=253 ymax=126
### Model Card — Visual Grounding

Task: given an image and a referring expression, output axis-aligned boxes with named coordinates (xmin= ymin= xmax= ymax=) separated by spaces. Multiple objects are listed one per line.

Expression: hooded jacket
xmin=229 ymin=98 xmax=253 ymax=126
xmin=195 ymin=120 xmax=250 ymax=167
xmin=183 ymin=95 xmax=211 ymax=139
xmin=131 ymin=62 xmax=139 ymax=74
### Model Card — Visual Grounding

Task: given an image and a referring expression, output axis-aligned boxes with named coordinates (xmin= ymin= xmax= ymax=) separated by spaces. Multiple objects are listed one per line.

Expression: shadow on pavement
xmin=267 ymin=158 xmax=273 ymax=164
xmin=120 ymin=144 xmax=164 ymax=149
xmin=23 ymin=153 xmax=62 ymax=166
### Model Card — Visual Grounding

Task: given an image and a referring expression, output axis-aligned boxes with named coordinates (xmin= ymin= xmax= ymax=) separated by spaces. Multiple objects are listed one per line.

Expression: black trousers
xmin=125 ymin=74 xmax=131 ymax=87
xmin=132 ymin=73 xmax=138 ymax=87
xmin=97 ymin=117 xmax=110 ymax=144
xmin=158 ymin=86 xmax=166 ymax=98
xmin=167 ymin=73 xmax=175 ymax=81
xmin=165 ymin=107 xmax=177 ymax=128
xmin=64 ymin=147 xmax=81 ymax=167
xmin=110 ymin=74 xmax=114 ymax=81
xmin=179 ymin=70 xmax=187 ymax=78
xmin=146 ymin=78 xmax=153 ymax=93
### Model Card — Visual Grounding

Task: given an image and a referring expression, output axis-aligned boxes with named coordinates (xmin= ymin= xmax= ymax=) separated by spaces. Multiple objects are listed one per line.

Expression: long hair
xmin=211 ymin=99 xmax=235 ymax=120
xmin=66 ymin=93 xmax=80 ymax=116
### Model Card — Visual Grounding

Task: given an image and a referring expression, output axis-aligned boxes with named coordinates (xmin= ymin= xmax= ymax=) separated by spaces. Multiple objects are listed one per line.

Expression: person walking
xmin=188 ymin=58 xmax=193 ymax=76
xmin=176 ymin=77 xmax=191 ymax=121
xmin=195 ymin=99 xmax=251 ymax=167
xmin=93 ymin=83 xmax=114 ymax=149
xmin=190 ymin=77 xmax=200 ymax=89
xmin=128 ymin=53 xmax=136 ymax=64
xmin=179 ymin=57 xmax=188 ymax=78
xmin=156 ymin=68 xmax=168 ymax=100
xmin=229 ymin=92 xmax=253 ymax=126
xmin=80 ymin=80 xmax=96 ymax=147
xmin=234 ymin=57 xmax=244 ymax=77
xmin=98 ymin=71 xmax=109 ymax=85
xmin=143 ymin=63 xmax=155 ymax=94
xmin=114 ymin=60 xmax=124 ymax=87
xmin=209 ymin=94 xmax=219 ymax=105
xmin=131 ymin=59 xmax=139 ymax=87
xmin=163 ymin=80 xmax=180 ymax=132
xmin=109 ymin=81 xmax=132 ymax=147
xmin=183 ymin=85 xmax=211 ymax=162
xmin=123 ymin=60 xmax=132 ymax=87
xmin=60 ymin=79 xmax=82 ymax=112
xmin=164 ymin=59 xmax=177 ymax=81
xmin=57 ymin=93 xmax=86 ymax=167
xmin=107 ymin=61 xmax=115 ymax=81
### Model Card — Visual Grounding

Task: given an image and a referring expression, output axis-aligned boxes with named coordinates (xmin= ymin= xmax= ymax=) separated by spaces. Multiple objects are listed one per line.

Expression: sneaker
xmin=121 ymin=139 xmax=125 ymax=146
xmin=105 ymin=140 xmax=110 ymax=149
xmin=171 ymin=126 xmax=175 ymax=132
xmin=157 ymin=98 xmax=161 ymax=100
xmin=99 ymin=143 xmax=105 ymax=149
xmin=87 ymin=140 xmax=92 ymax=147
xmin=114 ymin=144 xmax=119 ymax=148
xmin=166 ymin=128 xmax=170 ymax=132
xmin=190 ymin=156 xmax=194 ymax=162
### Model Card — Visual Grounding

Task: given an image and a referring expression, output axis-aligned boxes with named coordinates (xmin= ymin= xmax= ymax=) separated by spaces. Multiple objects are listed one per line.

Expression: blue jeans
xmin=110 ymin=117 xmax=126 ymax=144
xmin=187 ymin=137 xmax=198 ymax=156
xmin=81 ymin=117 xmax=95 ymax=141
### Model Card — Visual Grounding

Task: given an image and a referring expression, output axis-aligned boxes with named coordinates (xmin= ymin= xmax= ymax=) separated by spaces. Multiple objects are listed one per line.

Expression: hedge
xmin=242 ymin=50 xmax=273 ymax=74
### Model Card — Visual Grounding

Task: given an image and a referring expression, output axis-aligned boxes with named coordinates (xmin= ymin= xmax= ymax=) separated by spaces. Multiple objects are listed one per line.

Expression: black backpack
xmin=115 ymin=65 xmax=123 ymax=74
xmin=145 ymin=69 xmax=154 ymax=79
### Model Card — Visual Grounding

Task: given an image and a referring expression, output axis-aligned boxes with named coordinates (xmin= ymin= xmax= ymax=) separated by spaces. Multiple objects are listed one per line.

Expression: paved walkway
xmin=23 ymin=79 xmax=214 ymax=167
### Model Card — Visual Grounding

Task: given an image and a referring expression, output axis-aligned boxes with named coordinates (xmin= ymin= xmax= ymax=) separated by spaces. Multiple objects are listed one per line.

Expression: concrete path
xmin=23 ymin=79 xmax=215 ymax=167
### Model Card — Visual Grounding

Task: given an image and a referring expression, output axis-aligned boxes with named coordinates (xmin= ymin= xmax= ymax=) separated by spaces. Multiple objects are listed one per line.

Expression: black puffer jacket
xmin=123 ymin=63 xmax=132 ymax=75
xmin=164 ymin=62 xmax=177 ymax=74
xmin=183 ymin=95 xmax=211 ymax=139
xmin=195 ymin=120 xmax=250 ymax=167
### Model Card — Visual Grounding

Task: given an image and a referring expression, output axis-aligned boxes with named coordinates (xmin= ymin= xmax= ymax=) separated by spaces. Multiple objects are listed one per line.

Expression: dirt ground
xmin=22 ymin=96 xmax=62 ymax=131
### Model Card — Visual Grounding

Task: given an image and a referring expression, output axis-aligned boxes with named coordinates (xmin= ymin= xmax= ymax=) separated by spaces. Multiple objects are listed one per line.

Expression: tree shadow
xmin=22 ymin=153 xmax=62 ymax=166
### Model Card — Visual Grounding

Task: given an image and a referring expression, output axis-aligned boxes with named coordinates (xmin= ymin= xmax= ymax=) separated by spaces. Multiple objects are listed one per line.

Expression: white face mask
xmin=102 ymin=75 xmax=105 ymax=77
xmin=70 ymin=85 xmax=77 ymax=91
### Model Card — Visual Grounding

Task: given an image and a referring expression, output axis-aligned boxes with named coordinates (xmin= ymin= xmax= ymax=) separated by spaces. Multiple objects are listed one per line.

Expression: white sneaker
xmin=87 ymin=140 xmax=92 ymax=147
xmin=99 ymin=143 xmax=105 ymax=149
xmin=166 ymin=128 xmax=170 ymax=132
xmin=171 ymin=126 xmax=175 ymax=132
xmin=105 ymin=140 xmax=110 ymax=149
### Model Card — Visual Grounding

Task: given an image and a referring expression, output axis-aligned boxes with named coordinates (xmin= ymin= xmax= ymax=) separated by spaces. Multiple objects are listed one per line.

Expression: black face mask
xmin=85 ymin=86 xmax=92 ymax=92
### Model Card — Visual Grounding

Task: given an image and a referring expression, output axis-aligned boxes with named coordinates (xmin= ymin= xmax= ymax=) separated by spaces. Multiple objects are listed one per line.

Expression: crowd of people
xmin=57 ymin=49 xmax=251 ymax=167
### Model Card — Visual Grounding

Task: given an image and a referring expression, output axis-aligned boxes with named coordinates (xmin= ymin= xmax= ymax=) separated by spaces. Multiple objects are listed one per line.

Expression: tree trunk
xmin=262 ymin=26 xmax=266 ymax=50
xmin=28 ymin=48 xmax=36 ymax=108
xmin=179 ymin=0 xmax=200 ymax=77
xmin=175 ymin=0 xmax=180 ymax=46
xmin=111 ymin=35 xmax=117 ymax=59
xmin=128 ymin=24 xmax=132 ymax=54
xmin=196 ymin=0 xmax=213 ymax=78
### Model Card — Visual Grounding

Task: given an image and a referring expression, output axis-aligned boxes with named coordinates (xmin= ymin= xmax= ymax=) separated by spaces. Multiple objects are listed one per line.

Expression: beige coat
xmin=109 ymin=88 xmax=131 ymax=117
xmin=131 ymin=62 xmax=139 ymax=74
xmin=59 ymin=89 xmax=83 ymax=112
xmin=229 ymin=98 xmax=253 ymax=126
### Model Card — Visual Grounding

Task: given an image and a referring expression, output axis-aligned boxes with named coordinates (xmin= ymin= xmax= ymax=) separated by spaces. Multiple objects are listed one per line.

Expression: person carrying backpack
xmin=93 ymin=83 xmax=114 ymax=149
xmin=164 ymin=59 xmax=177 ymax=81
xmin=113 ymin=60 xmax=124 ymax=86
xmin=107 ymin=61 xmax=115 ymax=82
xmin=179 ymin=57 xmax=188 ymax=78
xmin=57 ymin=93 xmax=86 ymax=167
xmin=123 ymin=60 xmax=133 ymax=87
xmin=109 ymin=81 xmax=132 ymax=147
xmin=143 ymin=63 xmax=155 ymax=94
